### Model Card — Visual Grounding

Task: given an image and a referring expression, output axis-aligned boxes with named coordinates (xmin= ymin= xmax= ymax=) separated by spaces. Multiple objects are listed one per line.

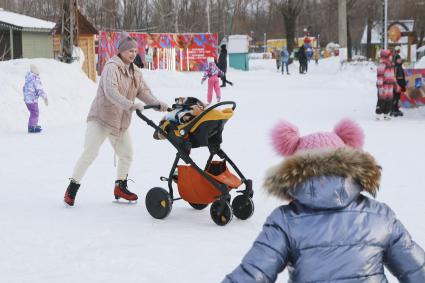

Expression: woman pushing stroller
xmin=64 ymin=32 xmax=168 ymax=206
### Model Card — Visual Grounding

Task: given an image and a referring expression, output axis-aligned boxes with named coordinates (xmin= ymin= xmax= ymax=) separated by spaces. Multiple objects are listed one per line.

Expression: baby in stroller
xmin=154 ymin=97 xmax=206 ymax=140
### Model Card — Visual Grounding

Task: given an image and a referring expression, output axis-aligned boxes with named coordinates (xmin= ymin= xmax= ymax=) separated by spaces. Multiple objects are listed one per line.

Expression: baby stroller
xmin=137 ymin=101 xmax=254 ymax=226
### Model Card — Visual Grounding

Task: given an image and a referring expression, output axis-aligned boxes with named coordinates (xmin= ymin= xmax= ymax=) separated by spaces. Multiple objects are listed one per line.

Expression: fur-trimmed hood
xmin=264 ymin=147 xmax=381 ymax=209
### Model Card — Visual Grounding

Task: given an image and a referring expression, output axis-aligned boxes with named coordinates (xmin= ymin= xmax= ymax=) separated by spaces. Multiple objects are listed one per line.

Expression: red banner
xmin=98 ymin=32 xmax=218 ymax=74
xmin=400 ymin=69 xmax=425 ymax=108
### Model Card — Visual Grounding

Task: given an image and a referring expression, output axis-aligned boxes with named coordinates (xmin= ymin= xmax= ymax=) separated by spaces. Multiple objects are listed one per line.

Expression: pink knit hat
xmin=271 ymin=119 xmax=364 ymax=156
xmin=117 ymin=32 xmax=138 ymax=54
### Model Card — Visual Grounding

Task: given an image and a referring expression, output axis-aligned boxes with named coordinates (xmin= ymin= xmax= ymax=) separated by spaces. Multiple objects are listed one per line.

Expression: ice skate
xmin=114 ymin=179 xmax=138 ymax=202
xmin=64 ymin=180 xmax=80 ymax=206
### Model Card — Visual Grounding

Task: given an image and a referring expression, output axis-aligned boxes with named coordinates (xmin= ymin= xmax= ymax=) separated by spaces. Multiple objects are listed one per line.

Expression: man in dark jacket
xmin=216 ymin=44 xmax=233 ymax=87
xmin=391 ymin=46 xmax=406 ymax=117
xmin=297 ymin=45 xmax=308 ymax=74
xmin=222 ymin=119 xmax=425 ymax=283
xmin=133 ymin=53 xmax=144 ymax=69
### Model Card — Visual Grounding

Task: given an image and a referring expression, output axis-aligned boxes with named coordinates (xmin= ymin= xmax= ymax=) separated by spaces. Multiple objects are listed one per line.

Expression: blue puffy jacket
xmin=280 ymin=49 xmax=289 ymax=63
xmin=223 ymin=148 xmax=425 ymax=283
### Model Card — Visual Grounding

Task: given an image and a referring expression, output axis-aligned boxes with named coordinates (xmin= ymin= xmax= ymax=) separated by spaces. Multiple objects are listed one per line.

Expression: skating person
xmin=64 ymin=32 xmax=168 ymax=206
xmin=222 ymin=119 xmax=425 ymax=283
xmin=274 ymin=49 xmax=281 ymax=72
xmin=201 ymin=58 xmax=224 ymax=105
xmin=297 ymin=45 xmax=308 ymax=74
xmin=22 ymin=64 xmax=48 ymax=133
xmin=313 ymin=47 xmax=320 ymax=65
xmin=376 ymin=49 xmax=396 ymax=120
xmin=280 ymin=47 xmax=290 ymax=75
xmin=391 ymin=46 xmax=406 ymax=117
xmin=217 ymin=44 xmax=233 ymax=87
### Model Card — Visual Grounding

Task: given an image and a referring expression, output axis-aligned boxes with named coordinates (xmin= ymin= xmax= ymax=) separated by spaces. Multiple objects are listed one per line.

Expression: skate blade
xmin=63 ymin=201 xmax=74 ymax=207
xmin=113 ymin=199 xmax=138 ymax=205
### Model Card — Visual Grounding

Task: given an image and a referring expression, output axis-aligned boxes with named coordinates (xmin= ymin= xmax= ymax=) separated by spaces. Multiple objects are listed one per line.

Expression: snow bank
xmin=415 ymin=56 xmax=425 ymax=69
xmin=248 ymin=52 xmax=272 ymax=60
xmin=0 ymin=58 xmax=96 ymax=131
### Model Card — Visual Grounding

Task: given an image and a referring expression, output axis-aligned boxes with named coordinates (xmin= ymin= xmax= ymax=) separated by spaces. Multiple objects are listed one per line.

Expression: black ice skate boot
xmin=114 ymin=179 xmax=138 ymax=202
xmin=64 ymin=180 xmax=80 ymax=206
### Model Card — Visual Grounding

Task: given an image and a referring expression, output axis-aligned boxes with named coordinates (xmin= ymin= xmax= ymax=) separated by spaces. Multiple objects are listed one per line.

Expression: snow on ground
xmin=416 ymin=56 xmax=425 ymax=69
xmin=1 ymin=57 xmax=425 ymax=282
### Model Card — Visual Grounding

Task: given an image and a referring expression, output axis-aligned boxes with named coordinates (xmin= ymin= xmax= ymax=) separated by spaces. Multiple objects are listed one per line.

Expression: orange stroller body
xmin=137 ymin=101 xmax=254 ymax=226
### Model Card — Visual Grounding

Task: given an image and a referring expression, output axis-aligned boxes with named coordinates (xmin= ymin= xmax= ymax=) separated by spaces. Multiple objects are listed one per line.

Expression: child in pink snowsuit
xmin=376 ymin=49 xmax=396 ymax=120
xmin=201 ymin=59 xmax=224 ymax=104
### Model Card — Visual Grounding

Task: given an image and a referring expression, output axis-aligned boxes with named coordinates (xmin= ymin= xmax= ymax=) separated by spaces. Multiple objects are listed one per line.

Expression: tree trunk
xmin=418 ymin=29 xmax=424 ymax=48
xmin=229 ymin=1 xmax=238 ymax=34
xmin=366 ymin=17 xmax=372 ymax=59
xmin=347 ymin=15 xmax=352 ymax=60
xmin=284 ymin=14 xmax=296 ymax=54
xmin=174 ymin=0 xmax=179 ymax=32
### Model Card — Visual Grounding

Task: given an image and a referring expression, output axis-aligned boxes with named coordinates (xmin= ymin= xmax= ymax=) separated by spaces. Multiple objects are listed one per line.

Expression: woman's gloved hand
xmin=157 ymin=102 xmax=168 ymax=112
xmin=131 ymin=103 xmax=145 ymax=111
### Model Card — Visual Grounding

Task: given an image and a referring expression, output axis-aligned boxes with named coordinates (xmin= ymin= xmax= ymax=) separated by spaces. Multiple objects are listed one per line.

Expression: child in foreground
xmin=222 ymin=119 xmax=425 ymax=283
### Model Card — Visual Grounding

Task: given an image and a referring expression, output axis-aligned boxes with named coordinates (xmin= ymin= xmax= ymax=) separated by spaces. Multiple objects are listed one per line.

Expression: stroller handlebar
xmin=210 ymin=101 xmax=236 ymax=111
xmin=142 ymin=101 xmax=236 ymax=112
xmin=143 ymin=104 xmax=173 ymax=112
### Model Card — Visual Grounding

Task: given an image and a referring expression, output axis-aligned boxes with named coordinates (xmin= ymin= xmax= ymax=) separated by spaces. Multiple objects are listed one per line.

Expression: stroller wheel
xmin=226 ymin=195 xmax=231 ymax=203
xmin=210 ymin=200 xmax=233 ymax=226
xmin=189 ymin=202 xmax=209 ymax=210
xmin=145 ymin=187 xmax=172 ymax=219
xmin=232 ymin=195 xmax=254 ymax=220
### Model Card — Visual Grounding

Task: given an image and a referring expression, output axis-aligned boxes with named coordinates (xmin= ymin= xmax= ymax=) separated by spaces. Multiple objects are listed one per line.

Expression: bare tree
xmin=0 ymin=34 xmax=10 ymax=60
xmin=1 ymin=0 xmax=422 ymax=57
xmin=363 ymin=0 xmax=380 ymax=59
xmin=274 ymin=0 xmax=304 ymax=53
xmin=346 ymin=0 xmax=358 ymax=60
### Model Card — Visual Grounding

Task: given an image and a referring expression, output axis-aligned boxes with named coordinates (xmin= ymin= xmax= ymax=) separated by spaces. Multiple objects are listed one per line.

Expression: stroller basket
xmin=177 ymin=161 xmax=242 ymax=204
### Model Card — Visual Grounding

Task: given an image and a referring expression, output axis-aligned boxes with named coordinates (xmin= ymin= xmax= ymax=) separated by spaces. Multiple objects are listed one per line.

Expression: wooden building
xmin=53 ymin=9 xmax=98 ymax=82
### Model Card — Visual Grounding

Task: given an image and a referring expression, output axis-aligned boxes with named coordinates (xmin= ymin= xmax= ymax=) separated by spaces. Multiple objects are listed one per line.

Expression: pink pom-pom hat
xmin=271 ymin=119 xmax=364 ymax=156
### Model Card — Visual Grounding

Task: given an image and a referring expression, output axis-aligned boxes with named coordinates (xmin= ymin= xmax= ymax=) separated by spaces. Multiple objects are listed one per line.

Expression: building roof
xmin=53 ymin=9 xmax=98 ymax=35
xmin=361 ymin=20 xmax=415 ymax=45
xmin=0 ymin=9 xmax=56 ymax=32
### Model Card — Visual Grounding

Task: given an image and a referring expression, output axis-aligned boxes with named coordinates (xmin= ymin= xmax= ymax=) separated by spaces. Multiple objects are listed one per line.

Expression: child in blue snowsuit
xmin=23 ymin=64 xmax=48 ymax=133
xmin=222 ymin=119 xmax=425 ymax=283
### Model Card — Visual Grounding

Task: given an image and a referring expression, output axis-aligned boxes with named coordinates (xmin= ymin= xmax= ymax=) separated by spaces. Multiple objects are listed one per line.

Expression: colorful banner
xmin=98 ymin=32 xmax=218 ymax=74
xmin=400 ymin=69 xmax=425 ymax=108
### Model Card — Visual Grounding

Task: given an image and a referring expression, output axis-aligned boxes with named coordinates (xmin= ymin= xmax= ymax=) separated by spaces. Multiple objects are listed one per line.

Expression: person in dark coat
xmin=391 ymin=46 xmax=406 ymax=117
xmin=216 ymin=44 xmax=233 ymax=87
xmin=297 ymin=45 xmax=308 ymax=74
xmin=133 ymin=53 xmax=144 ymax=69
xmin=222 ymin=119 xmax=425 ymax=283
